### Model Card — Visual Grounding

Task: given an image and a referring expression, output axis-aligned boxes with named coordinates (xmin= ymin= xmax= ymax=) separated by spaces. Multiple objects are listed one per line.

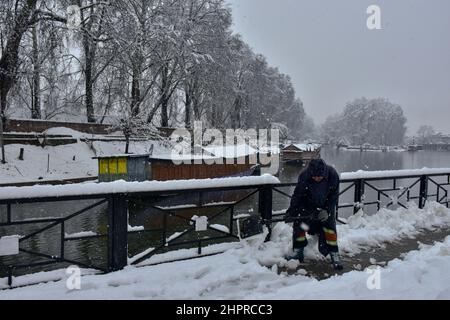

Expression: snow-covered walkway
xmin=1 ymin=201 xmax=450 ymax=299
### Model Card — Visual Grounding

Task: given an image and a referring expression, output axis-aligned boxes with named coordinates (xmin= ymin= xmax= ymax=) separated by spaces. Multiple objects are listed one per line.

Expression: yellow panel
xmin=109 ymin=158 xmax=118 ymax=174
xmin=99 ymin=159 xmax=109 ymax=175
xmin=118 ymin=157 xmax=127 ymax=174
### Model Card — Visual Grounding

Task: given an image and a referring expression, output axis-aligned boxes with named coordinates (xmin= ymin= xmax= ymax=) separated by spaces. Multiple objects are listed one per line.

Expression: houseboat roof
xmin=283 ymin=143 xmax=321 ymax=152
xmin=93 ymin=154 xmax=151 ymax=159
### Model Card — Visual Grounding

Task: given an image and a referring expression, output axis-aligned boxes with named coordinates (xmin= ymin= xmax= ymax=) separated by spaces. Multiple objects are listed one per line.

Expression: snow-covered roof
xmin=284 ymin=143 xmax=321 ymax=152
xmin=93 ymin=154 xmax=150 ymax=159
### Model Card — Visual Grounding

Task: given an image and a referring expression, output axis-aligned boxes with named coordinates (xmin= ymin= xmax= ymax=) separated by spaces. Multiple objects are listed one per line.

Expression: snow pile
xmin=338 ymin=201 xmax=450 ymax=255
xmin=238 ymin=201 xmax=450 ymax=269
xmin=2 ymin=235 xmax=450 ymax=299
xmin=0 ymin=143 xmax=97 ymax=184
xmin=44 ymin=127 xmax=91 ymax=139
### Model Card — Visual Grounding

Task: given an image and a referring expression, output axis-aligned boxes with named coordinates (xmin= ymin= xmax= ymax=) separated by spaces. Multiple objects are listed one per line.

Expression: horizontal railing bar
xmin=2 ymin=260 xmax=60 ymax=271
xmin=340 ymin=172 xmax=450 ymax=182
xmin=359 ymin=201 xmax=379 ymax=206
xmin=168 ymin=235 xmax=234 ymax=248
xmin=127 ymin=228 xmax=163 ymax=234
xmin=277 ymin=173 xmax=450 ymax=187
xmin=0 ymin=217 xmax=62 ymax=227
xmin=130 ymin=189 xmax=257 ymax=215
xmin=64 ymin=234 xmax=106 ymax=241
xmin=338 ymin=204 xmax=355 ymax=208
xmin=376 ymin=188 xmax=408 ymax=192
xmin=1 ymin=171 xmax=450 ymax=205
xmin=0 ymin=184 xmax=268 ymax=205
xmin=63 ymin=228 xmax=164 ymax=242
xmin=19 ymin=248 xmax=59 ymax=260
xmin=154 ymin=202 xmax=238 ymax=211
xmin=0 ymin=194 xmax=110 ymax=205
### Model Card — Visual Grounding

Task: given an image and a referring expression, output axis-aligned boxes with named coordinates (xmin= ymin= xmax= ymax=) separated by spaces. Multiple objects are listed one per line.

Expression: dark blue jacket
xmin=287 ymin=159 xmax=340 ymax=217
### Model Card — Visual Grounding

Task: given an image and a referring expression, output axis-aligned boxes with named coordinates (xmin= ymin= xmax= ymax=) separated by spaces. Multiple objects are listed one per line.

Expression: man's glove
xmin=317 ymin=209 xmax=329 ymax=222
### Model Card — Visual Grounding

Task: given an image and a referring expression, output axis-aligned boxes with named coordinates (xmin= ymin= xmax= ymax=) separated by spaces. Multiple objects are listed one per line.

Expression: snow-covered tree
xmin=320 ymin=97 xmax=407 ymax=146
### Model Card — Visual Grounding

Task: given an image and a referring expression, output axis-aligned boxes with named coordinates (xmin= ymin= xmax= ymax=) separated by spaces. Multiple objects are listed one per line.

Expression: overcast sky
xmin=226 ymin=0 xmax=450 ymax=135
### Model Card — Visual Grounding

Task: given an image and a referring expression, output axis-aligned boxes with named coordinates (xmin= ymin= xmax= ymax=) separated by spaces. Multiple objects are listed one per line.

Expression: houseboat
xmin=281 ymin=143 xmax=321 ymax=166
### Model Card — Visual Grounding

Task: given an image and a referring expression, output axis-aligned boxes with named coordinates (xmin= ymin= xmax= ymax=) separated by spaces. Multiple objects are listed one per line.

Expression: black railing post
xmin=259 ymin=186 xmax=273 ymax=242
xmin=354 ymin=179 xmax=365 ymax=214
xmin=60 ymin=221 xmax=65 ymax=260
xmin=8 ymin=268 xmax=13 ymax=287
xmin=419 ymin=175 xmax=428 ymax=209
xmin=107 ymin=194 xmax=128 ymax=272
xmin=7 ymin=203 xmax=11 ymax=223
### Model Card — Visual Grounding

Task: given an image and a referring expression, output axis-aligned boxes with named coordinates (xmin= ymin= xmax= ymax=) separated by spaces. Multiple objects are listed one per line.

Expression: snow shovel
xmin=238 ymin=212 xmax=320 ymax=241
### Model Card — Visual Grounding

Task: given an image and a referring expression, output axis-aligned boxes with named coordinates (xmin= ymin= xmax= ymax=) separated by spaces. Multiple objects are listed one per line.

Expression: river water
xmin=2 ymin=148 xmax=450 ymax=278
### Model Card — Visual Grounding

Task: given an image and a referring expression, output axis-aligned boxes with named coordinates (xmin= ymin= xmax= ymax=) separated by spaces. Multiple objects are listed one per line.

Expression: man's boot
xmin=330 ymin=252 xmax=344 ymax=270
xmin=287 ymin=248 xmax=304 ymax=263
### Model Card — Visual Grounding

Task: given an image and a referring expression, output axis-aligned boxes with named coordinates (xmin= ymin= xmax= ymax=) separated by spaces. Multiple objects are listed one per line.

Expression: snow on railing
xmin=0 ymin=174 xmax=280 ymax=201
xmin=340 ymin=168 xmax=450 ymax=180
xmin=64 ymin=231 xmax=98 ymax=240
xmin=1 ymin=168 xmax=450 ymax=201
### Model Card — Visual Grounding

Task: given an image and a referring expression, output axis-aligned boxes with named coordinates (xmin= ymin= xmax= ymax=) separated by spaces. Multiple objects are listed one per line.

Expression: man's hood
xmin=307 ymin=159 xmax=328 ymax=178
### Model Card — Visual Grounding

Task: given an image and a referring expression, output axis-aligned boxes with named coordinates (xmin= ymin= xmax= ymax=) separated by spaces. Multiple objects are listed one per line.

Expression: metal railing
xmin=0 ymin=180 xmax=275 ymax=288
xmin=1 ymin=169 xmax=450 ymax=288
xmin=273 ymin=170 xmax=450 ymax=222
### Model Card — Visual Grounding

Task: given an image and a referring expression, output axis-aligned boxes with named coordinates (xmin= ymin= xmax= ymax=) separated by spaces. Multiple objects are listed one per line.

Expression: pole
xmin=0 ymin=113 xmax=5 ymax=164
xmin=107 ymin=195 xmax=128 ymax=272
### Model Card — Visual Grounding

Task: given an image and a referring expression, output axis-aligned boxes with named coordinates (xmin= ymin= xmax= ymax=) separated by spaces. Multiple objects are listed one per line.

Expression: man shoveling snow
xmin=285 ymin=159 xmax=343 ymax=270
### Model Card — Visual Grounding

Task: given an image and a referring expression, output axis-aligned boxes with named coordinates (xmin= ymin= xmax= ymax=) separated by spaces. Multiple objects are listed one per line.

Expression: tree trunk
xmin=161 ymin=97 xmax=169 ymax=128
xmin=185 ymin=84 xmax=192 ymax=129
xmin=0 ymin=0 xmax=38 ymax=115
xmin=232 ymin=96 xmax=242 ymax=129
xmin=0 ymin=113 xmax=5 ymax=164
xmin=130 ymin=66 xmax=141 ymax=117
xmin=125 ymin=134 xmax=130 ymax=154
xmin=160 ymin=64 xmax=169 ymax=128
xmin=84 ymin=42 xmax=95 ymax=123
xmin=31 ymin=25 xmax=41 ymax=119
xmin=79 ymin=0 xmax=96 ymax=123
xmin=0 ymin=0 xmax=38 ymax=164
xmin=193 ymin=95 xmax=201 ymax=121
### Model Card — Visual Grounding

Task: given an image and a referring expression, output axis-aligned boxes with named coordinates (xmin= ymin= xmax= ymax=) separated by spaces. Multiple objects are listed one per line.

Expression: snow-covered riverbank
xmin=0 ymin=128 xmax=163 ymax=184
xmin=1 ymin=201 xmax=450 ymax=299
